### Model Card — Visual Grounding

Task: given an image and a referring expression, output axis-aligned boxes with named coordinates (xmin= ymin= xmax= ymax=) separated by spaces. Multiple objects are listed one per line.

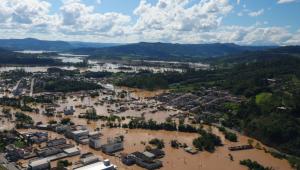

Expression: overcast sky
xmin=0 ymin=0 xmax=299 ymax=45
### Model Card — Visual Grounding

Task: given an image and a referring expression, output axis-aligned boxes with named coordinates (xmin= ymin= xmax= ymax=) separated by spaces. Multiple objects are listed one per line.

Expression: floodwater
xmin=55 ymin=57 xmax=83 ymax=63
xmin=0 ymin=89 xmax=293 ymax=170
xmin=16 ymin=127 xmax=292 ymax=170
xmin=0 ymin=66 xmax=78 ymax=73
xmin=0 ymin=64 xmax=183 ymax=73
xmin=0 ymin=57 xmax=199 ymax=73
xmin=119 ymin=87 xmax=167 ymax=98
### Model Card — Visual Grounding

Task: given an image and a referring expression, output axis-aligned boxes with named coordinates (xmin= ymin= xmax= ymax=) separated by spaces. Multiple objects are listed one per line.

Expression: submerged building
xmin=102 ymin=137 xmax=124 ymax=154
xmin=28 ymin=158 xmax=50 ymax=170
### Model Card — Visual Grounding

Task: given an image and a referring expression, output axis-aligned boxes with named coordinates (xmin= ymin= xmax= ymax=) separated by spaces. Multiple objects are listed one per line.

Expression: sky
xmin=0 ymin=0 xmax=299 ymax=45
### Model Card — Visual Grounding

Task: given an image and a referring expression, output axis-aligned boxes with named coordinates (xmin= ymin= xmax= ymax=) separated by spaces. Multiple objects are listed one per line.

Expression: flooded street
xmin=0 ymin=64 xmax=294 ymax=170
xmin=0 ymin=88 xmax=292 ymax=170
xmin=16 ymin=127 xmax=292 ymax=170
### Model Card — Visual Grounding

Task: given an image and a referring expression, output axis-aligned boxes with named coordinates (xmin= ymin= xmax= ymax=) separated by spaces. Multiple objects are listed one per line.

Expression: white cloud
xmin=284 ymin=29 xmax=300 ymax=45
xmin=59 ymin=0 xmax=131 ymax=36
xmin=277 ymin=0 xmax=296 ymax=4
xmin=0 ymin=0 xmax=298 ymax=45
xmin=248 ymin=9 xmax=264 ymax=17
xmin=0 ymin=0 xmax=53 ymax=24
xmin=133 ymin=0 xmax=233 ymax=38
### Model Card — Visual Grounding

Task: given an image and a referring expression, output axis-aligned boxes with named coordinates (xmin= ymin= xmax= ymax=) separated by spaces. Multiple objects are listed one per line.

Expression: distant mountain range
xmin=0 ymin=38 xmax=120 ymax=51
xmin=71 ymin=42 xmax=277 ymax=59
xmin=2 ymin=38 xmax=299 ymax=61
xmin=206 ymin=45 xmax=300 ymax=64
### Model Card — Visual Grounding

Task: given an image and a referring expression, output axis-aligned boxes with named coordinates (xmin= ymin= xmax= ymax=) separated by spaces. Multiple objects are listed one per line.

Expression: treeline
xmin=35 ymin=78 xmax=102 ymax=92
xmin=116 ymin=71 xmax=169 ymax=90
xmin=47 ymin=67 xmax=80 ymax=77
xmin=116 ymin=70 xmax=214 ymax=90
xmin=83 ymin=71 xmax=113 ymax=78
xmin=0 ymin=57 xmax=64 ymax=66
xmin=218 ymin=127 xmax=238 ymax=142
xmin=0 ymin=48 xmax=64 ymax=66
xmin=0 ymin=97 xmax=35 ymax=112
xmin=121 ymin=118 xmax=200 ymax=133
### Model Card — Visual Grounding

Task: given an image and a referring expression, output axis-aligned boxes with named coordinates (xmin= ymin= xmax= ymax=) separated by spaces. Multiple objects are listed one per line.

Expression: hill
xmin=0 ymin=38 xmax=120 ymax=51
xmin=0 ymin=38 xmax=72 ymax=51
xmin=205 ymin=46 xmax=300 ymax=65
xmin=71 ymin=42 xmax=276 ymax=60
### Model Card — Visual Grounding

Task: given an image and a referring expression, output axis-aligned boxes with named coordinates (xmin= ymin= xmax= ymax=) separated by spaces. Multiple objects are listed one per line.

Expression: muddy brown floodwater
xmin=17 ymin=127 xmax=292 ymax=170
xmin=119 ymin=87 xmax=168 ymax=98
xmin=0 ymin=89 xmax=294 ymax=170
xmin=17 ymin=109 xmax=293 ymax=170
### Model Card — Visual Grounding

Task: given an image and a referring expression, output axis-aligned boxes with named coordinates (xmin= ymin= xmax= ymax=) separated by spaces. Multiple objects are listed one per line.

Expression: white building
xmin=74 ymin=160 xmax=116 ymax=170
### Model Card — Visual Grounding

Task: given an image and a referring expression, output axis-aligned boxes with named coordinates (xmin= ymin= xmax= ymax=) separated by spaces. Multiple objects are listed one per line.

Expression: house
xmin=47 ymin=138 xmax=67 ymax=147
xmin=64 ymin=106 xmax=75 ymax=115
xmin=121 ymin=154 xmax=135 ymax=166
xmin=128 ymin=152 xmax=163 ymax=170
xmin=80 ymin=155 xmax=100 ymax=165
xmin=28 ymin=158 xmax=50 ymax=170
xmin=65 ymin=129 xmax=89 ymax=141
xmin=143 ymin=151 xmax=155 ymax=160
xmin=102 ymin=137 xmax=124 ymax=154
xmin=36 ymin=124 xmax=49 ymax=130
xmin=44 ymin=107 xmax=56 ymax=116
xmin=63 ymin=147 xmax=80 ymax=157
xmin=5 ymin=145 xmax=35 ymax=161
xmin=55 ymin=125 xmax=68 ymax=133
xmin=23 ymin=132 xmax=48 ymax=144
xmin=89 ymin=131 xmax=101 ymax=139
xmin=147 ymin=149 xmax=165 ymax=158
xmin=89 ymin=138 xmax=101 ymax=150
xmin=37 ymin=147 xmax=62 ymax=157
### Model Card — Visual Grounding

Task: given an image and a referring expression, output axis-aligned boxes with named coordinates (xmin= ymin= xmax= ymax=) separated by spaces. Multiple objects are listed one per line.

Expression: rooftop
xmin=64 ymin=147 xmax=79 ymax=154
xmin=29 ymin=158 xmax=49 ymax=167
xmin=74 ymin=161 xmax=115 ymax=170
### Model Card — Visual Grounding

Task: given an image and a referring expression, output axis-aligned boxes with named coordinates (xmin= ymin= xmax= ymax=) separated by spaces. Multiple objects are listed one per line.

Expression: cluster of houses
xmin=153 ymin=87 xmax=244 ymax=123
xmin=28 ymin=148 xmax=117 ymax=170
xmin=33 ymin=123 xmax=125 ymax=155
xmin=2 ymin=129 xmax=118 ymax=170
